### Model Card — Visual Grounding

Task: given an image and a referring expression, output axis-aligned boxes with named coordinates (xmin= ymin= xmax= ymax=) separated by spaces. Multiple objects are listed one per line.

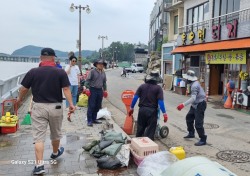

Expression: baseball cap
xmin=41 ymin=48 xmax=57 ymax=57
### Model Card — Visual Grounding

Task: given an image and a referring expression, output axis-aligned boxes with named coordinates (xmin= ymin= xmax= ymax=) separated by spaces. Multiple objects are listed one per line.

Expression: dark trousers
xmin=136 ymin=107 xmax=158 ymax=140
xmin=186 ymin=101 xmax=207 ymax=140
xmin=87 ymin=87 xmax=103 ymax=123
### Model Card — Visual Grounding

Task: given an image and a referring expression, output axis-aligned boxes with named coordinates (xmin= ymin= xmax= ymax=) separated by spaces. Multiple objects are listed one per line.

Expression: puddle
xmin=0 ymin=140 xmax=12 ymax=147
xmin=97 ymin=168 xmax=128 ymax=176
xmin=60 ymin=134 xmax=85 ymax=145
xmin=216 ymin=114 xmax=234 ymax=119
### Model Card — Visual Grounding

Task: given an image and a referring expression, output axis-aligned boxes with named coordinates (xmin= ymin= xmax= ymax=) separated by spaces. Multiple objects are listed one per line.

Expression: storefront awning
xmin=171 ymin=38 xmax=250 ymax=54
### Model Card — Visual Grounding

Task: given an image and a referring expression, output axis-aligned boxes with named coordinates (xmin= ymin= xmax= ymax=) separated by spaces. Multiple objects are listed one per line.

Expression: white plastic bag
xmin=116 ymin=144 xmax=130 ymax=167
xmin=97 ymin=107 xmax=111 ymax=120
xmin=137 ymin=151 xmax=178 ymax=176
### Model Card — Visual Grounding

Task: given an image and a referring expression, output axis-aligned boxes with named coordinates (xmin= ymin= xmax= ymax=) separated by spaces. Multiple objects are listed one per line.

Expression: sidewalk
xmin=0 ymin=96 xmax=138 ymax=176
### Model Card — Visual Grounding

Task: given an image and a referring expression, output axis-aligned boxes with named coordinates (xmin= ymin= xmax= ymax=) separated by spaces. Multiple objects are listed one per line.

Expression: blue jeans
xmin=66 ymin=85 xmax=78 ymax=107
xmin=87 ymin=87 xmax=103 ymax=123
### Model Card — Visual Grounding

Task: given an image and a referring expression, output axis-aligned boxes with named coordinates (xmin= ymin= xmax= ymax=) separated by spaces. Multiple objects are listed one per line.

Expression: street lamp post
xmin=98 ymin=35 xmax=108 ymax=58
xmin=70 ymin=3 xmax=90 ymax=72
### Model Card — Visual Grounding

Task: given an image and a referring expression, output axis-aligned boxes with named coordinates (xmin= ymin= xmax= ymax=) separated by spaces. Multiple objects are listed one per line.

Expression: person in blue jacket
xmin=129 ymin=70 xmax=168 ymax=140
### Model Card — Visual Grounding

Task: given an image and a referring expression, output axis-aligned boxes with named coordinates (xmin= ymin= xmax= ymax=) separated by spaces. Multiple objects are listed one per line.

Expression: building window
xmin=174 ymin=15 xmax=178 ymax=34
xmin=213 ymin=0 xmax=240 ymax=24
xmin=190 ymin=56 xmax=200 ymax=67
xmin=186 ymin=2 xmax=209 ymax=31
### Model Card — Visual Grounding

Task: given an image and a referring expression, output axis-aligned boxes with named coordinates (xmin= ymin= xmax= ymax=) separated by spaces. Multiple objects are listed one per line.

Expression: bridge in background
xmin=0 ymin=55 xmax=68 ymax=63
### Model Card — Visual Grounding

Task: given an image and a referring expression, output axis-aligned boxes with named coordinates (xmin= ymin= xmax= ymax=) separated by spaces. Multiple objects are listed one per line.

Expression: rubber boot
xmin=183 ymin=133 xmax=195 ymax=138
xmin=195 ymin=135 xmax=207 ymax=146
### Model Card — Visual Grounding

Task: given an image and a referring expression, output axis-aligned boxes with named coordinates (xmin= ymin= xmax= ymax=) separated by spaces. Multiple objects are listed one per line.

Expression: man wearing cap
xmin=84 ymin=59 xmax=108 ymax=127
xmin=129 ymin=70 xmax=168 ymax=140
xmin=177 ymin=70 xmax=207 ymax=146
xmin=17 ymin=48 xmax=75 ymax=174
xmin=65 ymin=55 xmax=81 ymax=108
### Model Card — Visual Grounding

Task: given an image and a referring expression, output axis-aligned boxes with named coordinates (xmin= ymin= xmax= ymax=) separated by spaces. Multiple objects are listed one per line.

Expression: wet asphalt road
xmin=106 ymin=68 xmax=250 ymax=176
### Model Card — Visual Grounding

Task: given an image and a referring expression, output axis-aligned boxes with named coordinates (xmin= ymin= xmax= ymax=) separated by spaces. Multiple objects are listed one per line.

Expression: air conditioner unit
xmin=236 ymin=92 xmax=250 ymax=107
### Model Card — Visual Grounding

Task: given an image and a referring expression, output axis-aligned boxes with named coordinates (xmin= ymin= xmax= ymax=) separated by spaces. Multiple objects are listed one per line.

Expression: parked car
xmin=124 ymin=67 xmax=132 ymax=72
xmin=131 ymin=63 xmax=144 ymax=73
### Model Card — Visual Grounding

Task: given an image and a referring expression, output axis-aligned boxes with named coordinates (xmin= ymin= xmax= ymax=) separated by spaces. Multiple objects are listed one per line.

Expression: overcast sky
xmin=0 ymin=0 xmax=155 ymax=54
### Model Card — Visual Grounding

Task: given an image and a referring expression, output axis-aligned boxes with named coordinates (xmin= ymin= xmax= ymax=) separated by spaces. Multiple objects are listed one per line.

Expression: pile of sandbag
xmin=82 ymin=130 xmax=130 ymax=170
xmin=146 ymin=52 xmax=161 ymax=74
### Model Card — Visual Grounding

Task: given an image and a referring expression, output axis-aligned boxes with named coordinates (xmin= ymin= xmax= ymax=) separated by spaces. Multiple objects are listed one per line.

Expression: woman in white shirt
xmin=65 ymin=56 xmax=80 ymax=108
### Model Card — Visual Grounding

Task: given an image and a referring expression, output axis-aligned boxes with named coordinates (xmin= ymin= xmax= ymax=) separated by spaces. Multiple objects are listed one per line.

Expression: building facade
xmin=171 ymin=0 xmax=250 ymax=104
xmin=134 ymin=48 xmax=148 ymax=67
xmin=161 ymin=0 xmax=184 ymax=76
xmin=149 ymin=0 xmax=167 ymax=53
xmin=149 ymin=0 xmax=184 ymax=76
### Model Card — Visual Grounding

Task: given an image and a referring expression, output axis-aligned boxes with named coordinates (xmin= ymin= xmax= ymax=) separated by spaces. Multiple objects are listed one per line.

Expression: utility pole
xmin=98 ymin=35 xmax=108 ymax=58
xmin=70 ymin=3 xmax=91 ymax=72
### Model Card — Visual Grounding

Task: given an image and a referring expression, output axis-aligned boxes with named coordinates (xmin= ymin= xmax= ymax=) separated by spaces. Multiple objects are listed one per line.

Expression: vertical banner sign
xmin=205 ymin=50 xmax=246 ymax=64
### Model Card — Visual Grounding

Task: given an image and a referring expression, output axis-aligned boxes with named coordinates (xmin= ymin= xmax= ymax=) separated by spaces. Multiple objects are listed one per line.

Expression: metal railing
xmin=179 ymin=8 xmax=250 ymax=33
xmin=0 ymin=72 xmax=26 ymax=103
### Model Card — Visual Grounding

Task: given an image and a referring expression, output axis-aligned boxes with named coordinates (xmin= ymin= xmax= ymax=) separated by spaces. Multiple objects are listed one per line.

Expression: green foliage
xmin=88 ymin=41 xmax=137 ymax=62
xmin=86 ymin=51 xmax=99 ymax=62
xmin=156 ymin=41 xmax=162 ymax=52
xmin=81 ymin=58 xmax=90 ymax=65
xmin=163 ymin=36 xmax=168 ymax=44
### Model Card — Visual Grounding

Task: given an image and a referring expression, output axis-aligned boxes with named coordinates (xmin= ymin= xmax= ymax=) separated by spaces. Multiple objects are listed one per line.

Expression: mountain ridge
xmin=11 ymin=45 xmax=95 ymax=58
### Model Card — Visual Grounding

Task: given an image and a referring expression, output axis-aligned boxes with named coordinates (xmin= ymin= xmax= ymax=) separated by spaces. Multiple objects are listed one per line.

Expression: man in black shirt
xmin=17 ymin=48 xmax=75 ymax=175
xmin=129 ymin=70 xmax=168 ymax=140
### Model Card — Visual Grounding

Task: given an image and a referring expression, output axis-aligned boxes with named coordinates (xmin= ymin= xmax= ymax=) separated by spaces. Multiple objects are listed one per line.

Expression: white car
xmin=131 ymin=63 xmax=144 ymax=73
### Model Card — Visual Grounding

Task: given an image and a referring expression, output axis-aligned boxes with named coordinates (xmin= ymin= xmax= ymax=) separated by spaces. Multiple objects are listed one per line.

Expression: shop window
xmin=190 ymin=56 xmax=200 ymax=67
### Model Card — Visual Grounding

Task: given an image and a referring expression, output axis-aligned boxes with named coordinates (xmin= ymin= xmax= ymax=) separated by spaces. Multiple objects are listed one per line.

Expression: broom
xmin=21 ymin=96 xmax=32 ymax=125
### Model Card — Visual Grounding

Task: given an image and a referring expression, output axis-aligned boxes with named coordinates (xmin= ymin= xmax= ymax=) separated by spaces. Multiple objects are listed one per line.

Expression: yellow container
xmin=6 ymin=112 xmax=11 ymax=117
xmin=169 ymin=146 xmax=186 ymax=160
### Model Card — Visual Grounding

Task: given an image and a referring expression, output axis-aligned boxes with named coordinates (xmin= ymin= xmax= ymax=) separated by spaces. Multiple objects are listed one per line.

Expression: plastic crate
xmin=130 ymin=137 xmax=159 ymax=157
xmin=1 ymin=125 xmax=17 ymax=133
xmin=0 ymin=121 xmax=18 ymax=134
xmin=130 ymin=146 xmax=145 ymax=165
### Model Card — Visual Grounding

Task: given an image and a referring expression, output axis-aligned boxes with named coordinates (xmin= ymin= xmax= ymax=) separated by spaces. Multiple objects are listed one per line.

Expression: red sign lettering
xmin=227 ymin=19 xmax=238 ymax=38
xmin=212 ymin=24 xmax=221 ymax=40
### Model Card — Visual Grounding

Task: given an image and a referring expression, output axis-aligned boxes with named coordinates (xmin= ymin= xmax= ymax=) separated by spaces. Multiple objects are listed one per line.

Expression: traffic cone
xmin=231 ymin=90 xmax=237 ymax=109
xmin=224 ymin=92 xmax=232 ymax=109
xmin=123 ymin=115 xmax=134 ymax=135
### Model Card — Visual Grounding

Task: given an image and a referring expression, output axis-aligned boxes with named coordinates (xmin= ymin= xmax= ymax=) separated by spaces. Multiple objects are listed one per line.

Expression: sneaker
xmin=50 ymin=147 xmax=64 ymax=159
xmin=87 ymin=122 xmax=93 ymax=127
xmin=93 ymin=120 xmax=102 ymax=124
xmin=33 ymin=165 xmax=45 ymax=175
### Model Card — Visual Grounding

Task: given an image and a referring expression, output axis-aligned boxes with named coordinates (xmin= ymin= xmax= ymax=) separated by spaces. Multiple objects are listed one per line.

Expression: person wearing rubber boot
xmin=129 ymin=70 xmax=168 ymax=141
xmin=177 ymin=70 xmax=207 ymax=146
xmin=84 ymin=59 xmax=108 ymax=127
